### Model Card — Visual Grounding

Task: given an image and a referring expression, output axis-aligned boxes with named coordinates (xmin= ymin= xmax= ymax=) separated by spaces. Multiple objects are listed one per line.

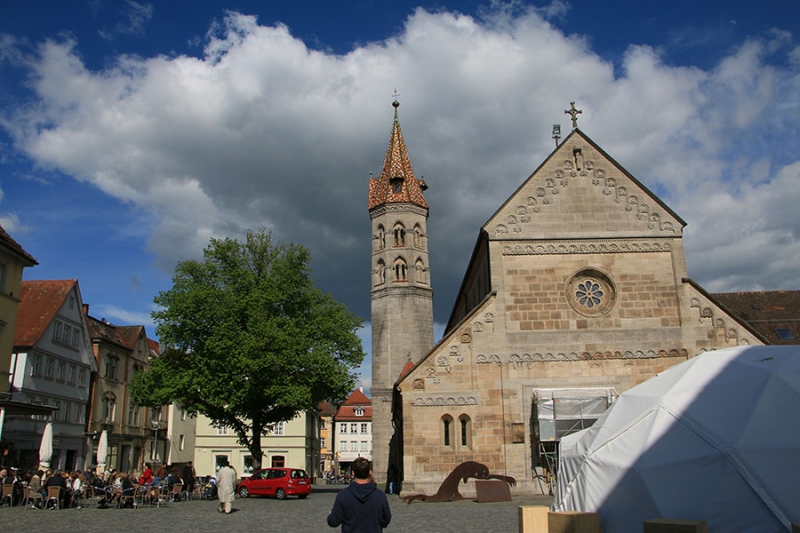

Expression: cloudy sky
xmin=2 ymin=1 xmax=799 ymax=390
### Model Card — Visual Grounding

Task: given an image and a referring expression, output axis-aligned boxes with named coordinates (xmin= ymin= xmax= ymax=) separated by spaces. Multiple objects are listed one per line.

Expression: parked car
xmin=236 ymin=467 xmax=311 ymax=499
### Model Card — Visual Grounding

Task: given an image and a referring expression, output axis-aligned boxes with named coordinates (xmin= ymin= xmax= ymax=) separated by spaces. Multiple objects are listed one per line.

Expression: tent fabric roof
xmin=553 ymin=345 xmax=800 ymax=532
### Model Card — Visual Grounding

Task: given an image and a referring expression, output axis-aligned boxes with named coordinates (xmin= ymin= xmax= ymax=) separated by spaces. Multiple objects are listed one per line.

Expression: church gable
xmin=485 ymin=130 xmax=685 ymax=240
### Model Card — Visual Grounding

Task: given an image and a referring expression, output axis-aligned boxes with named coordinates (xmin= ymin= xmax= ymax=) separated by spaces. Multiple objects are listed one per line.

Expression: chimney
xmin=83 ymin=304 xmax=89 ymax=316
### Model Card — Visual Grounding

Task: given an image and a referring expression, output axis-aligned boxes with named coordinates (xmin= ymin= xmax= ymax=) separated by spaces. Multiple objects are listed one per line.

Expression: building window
xmin=391 ymin=176 xmax=403 ymax=195
xmin=30 ymin=355 xmax=42 ymax=377
xmin=775 ymin=328 xmax=796 ymax=340
xmin=340 ymin=424 xmax=347 ymax=434
xmin=360 ymin=423 xmax=368 ymax=434
xmin=53 ymin=321 xmax=62 ymax=342
xmin=320 ymin=437 xmax=326 ymax=448
xmin=350 ymin=423 xmax=358 ymax=434
xmin=393 ymin=258 xmax=408 ymax=281
xmin=65 ymin=403 xmax=72 ymax=423
xmin=319 ymin=419 xmax=326 ymax=430
xmin=104 ymin=354 xmax=118 ymax=380
xmin=340 ymin=440 xmax=347 ymax=451
xmin=181 ymin=409 xmax=187 ymax=421
xmin=54 ymin=400 xmax=61 ymax=421
xmin=243 ymin=456 xmax=255 ymax=475
xmin=459 ymin=415 xmax=472 ymax=449
xmin=72 ymin=329 xmax=79 ymax=347
xmin=56 ymin=361 xmax=66 ymax=382
xmin=360 ymin=441 xmax=368 ymax=452
xmin=179 ymin=435 xmax=185 ymax=451
xmin=354 ymin=407 xmax=364 ymax=417
xmin=393 ymin=223 xmax=405 ymax=246
xmin=102 ymin=394 xmax=116 ymax=423
xmin=271 ymin=456 xmax=285 ymax=468
xmin=441 ymin=415 xmax=454 ymax=448
xmin=62 ymin=325 xmax=71 ymax=345
xmin=217 ymin=425 xmax=229 ymax=436
xmin=78 ymin=368 xmax=87 ymax=387
xmin=68 ymin=364 xmax=76 ymax=384
xmin=44 ymin=358 xmax=54 ymax=379
xmin=376 ymin=224 xmax=386 ymax=251
xmin=567 ymin=268 xmax=616 ymax=317
xmin=128 ymin=403 xmax=140 ymax=427
xmin=268 ymin=422 xmax=284 ymax=436
xmin=350 ymin=441 xmax=357 ymax=452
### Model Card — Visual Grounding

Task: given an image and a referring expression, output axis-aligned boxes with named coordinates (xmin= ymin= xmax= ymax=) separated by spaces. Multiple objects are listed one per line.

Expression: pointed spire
xmin=368 ymin=99 xmax=429 ymax=210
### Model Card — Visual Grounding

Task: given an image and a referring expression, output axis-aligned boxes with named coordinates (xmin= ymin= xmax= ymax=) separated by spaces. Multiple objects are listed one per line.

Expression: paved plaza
xmin=1 ymin=485 xmax=554 ymax=532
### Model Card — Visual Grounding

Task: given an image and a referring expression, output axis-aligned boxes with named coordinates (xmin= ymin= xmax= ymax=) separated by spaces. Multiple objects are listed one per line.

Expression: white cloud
xmin=2 ymin=6 xmax=799 ymax=332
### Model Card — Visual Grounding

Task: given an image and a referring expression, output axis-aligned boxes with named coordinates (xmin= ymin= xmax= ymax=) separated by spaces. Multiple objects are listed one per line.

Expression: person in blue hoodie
xmin=327 ymin=457 xmax=391 ymax=533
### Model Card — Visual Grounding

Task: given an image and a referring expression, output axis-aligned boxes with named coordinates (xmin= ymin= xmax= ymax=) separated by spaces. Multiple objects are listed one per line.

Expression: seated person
xmin=118 ymin=472 xmax=136 ymax=508
xmin=43 ymin=469 xmax=68 ymax=508
xmin=145 ymin=467 xmax=167 ymax=503
xmin=166 ymin=467 xmax=182 ymax=501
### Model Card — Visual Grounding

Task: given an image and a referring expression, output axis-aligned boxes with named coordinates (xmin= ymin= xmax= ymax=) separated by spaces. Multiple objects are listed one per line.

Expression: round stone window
xmin=567 ymin=269 xmax=616 ymax=317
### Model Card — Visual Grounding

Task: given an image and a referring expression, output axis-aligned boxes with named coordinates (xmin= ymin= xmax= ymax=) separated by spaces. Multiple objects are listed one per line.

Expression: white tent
xmin=553 ymin=345 xmax=800 ymax=532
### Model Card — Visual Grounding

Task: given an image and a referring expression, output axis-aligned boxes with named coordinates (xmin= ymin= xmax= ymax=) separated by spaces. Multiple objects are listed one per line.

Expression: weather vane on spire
xmin=393 ymin=89 xmax=400 ymax=120
xmin=565 ymin=102 xmax=582 ymax=130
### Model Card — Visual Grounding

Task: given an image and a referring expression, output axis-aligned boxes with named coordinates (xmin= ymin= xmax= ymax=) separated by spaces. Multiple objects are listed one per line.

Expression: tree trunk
xmin=251 ymin=419 xmax=264 ymax=470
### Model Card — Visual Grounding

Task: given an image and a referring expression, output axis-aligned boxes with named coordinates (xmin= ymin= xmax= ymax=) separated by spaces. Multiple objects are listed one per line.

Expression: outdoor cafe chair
xmin=170 ymin=483 xmax=183 ymax=503
xmin=23 ymin=485 xmax=43 ymax=509
xmin=1 ymin=484 xmax=13 ymax=507
xmin=45 ymin=486 xmax=62 ymax=510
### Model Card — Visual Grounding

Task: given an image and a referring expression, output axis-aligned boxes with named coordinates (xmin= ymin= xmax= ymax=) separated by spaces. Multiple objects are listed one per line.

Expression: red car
xmin=236 ymin=467 xmax=311 ymax=500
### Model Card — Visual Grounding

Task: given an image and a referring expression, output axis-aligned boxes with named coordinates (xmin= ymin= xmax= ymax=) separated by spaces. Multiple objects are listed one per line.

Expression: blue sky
xmin=2 ymin=1 xmax=799 ymax=391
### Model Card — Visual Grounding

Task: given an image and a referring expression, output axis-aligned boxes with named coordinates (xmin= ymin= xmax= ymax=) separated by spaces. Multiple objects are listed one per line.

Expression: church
xmin=369 ymin=101 xmax=773 ymax=497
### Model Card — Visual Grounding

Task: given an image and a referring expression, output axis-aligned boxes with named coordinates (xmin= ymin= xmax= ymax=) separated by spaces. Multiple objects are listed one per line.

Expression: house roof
xmin=116 ymin=325 xmax=146 ymax=350
xmin=711 ymin=290 xmax=800 ymax=345
xmin=86 ymin=314 xmax=129 ymax=350
xmin=0 ymin=224 xmax=38 ymax=266
xmin=368 ymin=100 xmax=428 ymax=210
xmin=14 ymin=279 xmax=77 ymax=348
xmin=335 ymin=388 xmax=372 ymax=422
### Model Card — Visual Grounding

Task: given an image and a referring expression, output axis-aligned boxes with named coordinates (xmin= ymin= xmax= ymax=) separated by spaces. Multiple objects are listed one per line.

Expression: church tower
xmin=369 ymin=99 xmax=434 ymax=484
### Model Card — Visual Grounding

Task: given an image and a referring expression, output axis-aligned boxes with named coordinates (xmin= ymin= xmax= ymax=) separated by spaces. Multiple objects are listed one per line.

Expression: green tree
xmin=131 ymin=229 xmax=365 ymax=469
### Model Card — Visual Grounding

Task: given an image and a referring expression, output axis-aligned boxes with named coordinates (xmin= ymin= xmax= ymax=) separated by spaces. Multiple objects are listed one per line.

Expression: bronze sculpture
xmin=400 ymin=461 xmax=516 ymax=503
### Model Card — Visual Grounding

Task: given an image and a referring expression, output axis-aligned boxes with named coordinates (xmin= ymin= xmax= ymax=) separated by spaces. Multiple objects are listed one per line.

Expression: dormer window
xmin=354 ymin=407 xmax=364 ymax=417
xmin=390 ymin=176 xmax=403 ymax=194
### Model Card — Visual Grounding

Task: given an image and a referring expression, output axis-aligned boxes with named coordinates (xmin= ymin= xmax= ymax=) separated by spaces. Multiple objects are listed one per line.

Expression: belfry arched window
xmin=393 ymin=258 xmax=407 ymax=281
xmin=413 ymin=224 xmax=424 ymax=249
xmin=415 ymin=258 xmax=427 ymax=285
xmin=376 ymin=224 xmax=386 ymax=251
xmin=375 ymin=260 xmax=386 ymax=286
xmin=393 ymin=223 xmax=405 ymax=247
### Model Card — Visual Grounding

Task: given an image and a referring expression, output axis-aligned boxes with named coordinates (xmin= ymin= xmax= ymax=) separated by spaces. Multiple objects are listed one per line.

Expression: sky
xmin=1 ymin=1 xmax=799 ymax=392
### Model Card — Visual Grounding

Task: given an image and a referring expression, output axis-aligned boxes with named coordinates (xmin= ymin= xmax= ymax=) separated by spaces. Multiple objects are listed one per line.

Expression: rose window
xmin=575 ymin=280 xmax=604 ymax=309
xmin=567 ymin=269 xmax=616 ymax=317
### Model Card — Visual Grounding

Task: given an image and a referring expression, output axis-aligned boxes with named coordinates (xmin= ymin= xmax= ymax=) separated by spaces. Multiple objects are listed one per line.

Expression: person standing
xmin=216 ymin=458 xmax=236 ymax=514
xmin=327 ymin=457 xmax=391 ymax=533
xmin=181 ymin=461 xmax=196 ymax=497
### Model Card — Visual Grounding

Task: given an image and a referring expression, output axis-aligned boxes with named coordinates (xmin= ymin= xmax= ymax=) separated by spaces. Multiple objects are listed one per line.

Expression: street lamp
xmin=150 ymin=418 xmax=167 ymax=465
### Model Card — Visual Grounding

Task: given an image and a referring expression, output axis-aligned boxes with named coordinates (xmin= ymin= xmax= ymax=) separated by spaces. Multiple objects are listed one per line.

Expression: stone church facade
xmin=370 ymin=103 xmax=767 ymax=496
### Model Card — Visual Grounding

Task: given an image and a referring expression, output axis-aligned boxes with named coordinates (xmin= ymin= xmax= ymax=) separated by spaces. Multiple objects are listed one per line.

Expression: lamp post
xmin=151 ymin=418 xmax=167 ymax=465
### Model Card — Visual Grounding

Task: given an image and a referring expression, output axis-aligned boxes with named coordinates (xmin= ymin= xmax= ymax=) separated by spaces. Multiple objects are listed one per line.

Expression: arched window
xmin=413 ymin=224 xmax=424 ymax=249
xmin=376 ymin=225 xmax=386 ymax=251
xmin=390 ymin=176 xmax=403 ymax=194
xmin=458 ymin=414 xmax=472 ymax=449
xmin=393 ymin=223 xmax=405 ymax=247
xmin=394 ymin=258 xmax=407 ymax=282
xmin=375 ymin=260 xmax=386 ymax=286
xmin=441 ymin=415 xmax=455 ymax=448
xmin=415 ymin=258 xmax=427 ymax=285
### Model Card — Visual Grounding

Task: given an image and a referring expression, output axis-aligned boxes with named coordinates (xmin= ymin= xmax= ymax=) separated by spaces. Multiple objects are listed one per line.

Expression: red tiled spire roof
xmin=344 ymin=388 xmax=371 ymax=405
xmin=368 ymin=100 xmax=428 ymax=210
xmin=14 ymin=280 xmax=76 ymax=348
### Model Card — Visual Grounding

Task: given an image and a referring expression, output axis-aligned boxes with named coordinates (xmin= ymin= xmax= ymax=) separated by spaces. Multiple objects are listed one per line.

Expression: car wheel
xmin=276 ymin=488 xmax=286 ymax=500
xmin=238 ymin=486 xmax=250 ymax=498
xmin=298 ymin=494 xmax=308 ymax=499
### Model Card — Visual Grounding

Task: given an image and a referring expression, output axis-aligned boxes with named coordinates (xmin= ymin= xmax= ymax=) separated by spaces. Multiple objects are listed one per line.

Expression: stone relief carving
xmin=484 ymin=312 xmax=494 ymax=323
xmin=412 ymin=396 xmax=478 ymax=407
xmin=473 ymin=322 xmax=483 ymax=332
xmin=413 ymin=378 xmax=425 ymax=390
xmin=461 ymin=333 xmax=472 ymax=343
xmin=501 ymin=239 xmax=673 ymax=255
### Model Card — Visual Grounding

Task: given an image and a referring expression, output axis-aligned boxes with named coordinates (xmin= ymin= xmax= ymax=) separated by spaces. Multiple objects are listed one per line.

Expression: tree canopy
xmin=131 ymin=229 xmax=365 ymax=467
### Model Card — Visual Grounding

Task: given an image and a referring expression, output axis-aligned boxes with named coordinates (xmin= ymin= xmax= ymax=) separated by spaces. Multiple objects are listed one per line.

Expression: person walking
xmin=181 ymin=461 xmax=196 ymax=497
xmin=216 ymin=458 xmax=236 ymax=514
xmin=327 ymin=457 xmax=391 ymax=533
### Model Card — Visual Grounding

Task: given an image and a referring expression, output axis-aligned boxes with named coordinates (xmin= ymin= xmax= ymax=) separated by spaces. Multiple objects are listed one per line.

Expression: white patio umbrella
xmin=96 ymin=430 xmax=109 ymax=474
xmin=38 ymin=421 xmax=53 ymax=469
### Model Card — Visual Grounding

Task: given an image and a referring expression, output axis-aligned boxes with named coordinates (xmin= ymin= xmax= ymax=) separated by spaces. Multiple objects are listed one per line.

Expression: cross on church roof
xmin=565 ymin=102 xmax=582 ymax=130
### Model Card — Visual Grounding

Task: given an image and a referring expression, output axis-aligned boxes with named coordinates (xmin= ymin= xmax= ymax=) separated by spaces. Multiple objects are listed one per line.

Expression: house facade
xmin=332 ymin=388 xmax=372 ymax=475
xmin=84 ymin=311 xmax=155 ymax=473
xmin=8 ymin=280 xmax=96 ymax=471
xmin=193 ymin=411 xmax=315 ymax=479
